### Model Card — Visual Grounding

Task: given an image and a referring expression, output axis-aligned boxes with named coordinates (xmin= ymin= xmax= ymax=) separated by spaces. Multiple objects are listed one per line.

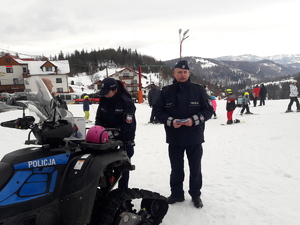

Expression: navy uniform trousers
xmin=168 ymin=144 xmax=203 ymax=198
xmin=118 ymin=144 xmax=134 ymax=189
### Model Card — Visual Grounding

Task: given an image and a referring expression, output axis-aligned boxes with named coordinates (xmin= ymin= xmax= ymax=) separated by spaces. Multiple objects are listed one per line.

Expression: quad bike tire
xmin=90 ymin=188 xmax=169 ymax=225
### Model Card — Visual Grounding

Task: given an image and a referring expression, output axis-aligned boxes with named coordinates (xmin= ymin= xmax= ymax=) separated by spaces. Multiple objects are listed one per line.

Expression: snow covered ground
xmin=0 ymin=99 xmax=299 ymax=225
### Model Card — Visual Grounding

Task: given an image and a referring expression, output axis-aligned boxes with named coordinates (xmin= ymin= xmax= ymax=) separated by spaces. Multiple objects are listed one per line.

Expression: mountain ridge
xmin=213 ymin=54 xmax=300 ymax=65
xmin=164 ymin=55 xmax=300 ymax=89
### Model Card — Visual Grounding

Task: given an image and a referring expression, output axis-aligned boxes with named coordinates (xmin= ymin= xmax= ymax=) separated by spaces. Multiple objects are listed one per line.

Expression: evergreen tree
xmin=58 ymin=51 xmax=64 ymax=60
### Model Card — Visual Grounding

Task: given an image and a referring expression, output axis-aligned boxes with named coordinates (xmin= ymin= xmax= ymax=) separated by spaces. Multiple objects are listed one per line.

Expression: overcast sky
xmin=1 ymin=0 xmax=300 ymax=61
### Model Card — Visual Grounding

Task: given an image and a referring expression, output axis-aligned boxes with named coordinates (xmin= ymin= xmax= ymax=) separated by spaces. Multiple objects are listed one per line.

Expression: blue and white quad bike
xmin=0 ymin=77 xmax=168 ymax=225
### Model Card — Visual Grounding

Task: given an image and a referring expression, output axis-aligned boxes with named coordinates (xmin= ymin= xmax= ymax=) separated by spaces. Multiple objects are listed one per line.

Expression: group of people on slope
xmin=225 ymin=83 xmax=268 ymax=124
xmin=225 ymin=79 xmax=299 ymax=124
xmin=251 ymin=84 xmax=262 ymax=107
xmin=226 ymin=89 xmax=255 ymax=125
xmin=251 ymin=84 xmax=267 ymax=107
xmin=250 ymin=81 xmax=299 ymax=113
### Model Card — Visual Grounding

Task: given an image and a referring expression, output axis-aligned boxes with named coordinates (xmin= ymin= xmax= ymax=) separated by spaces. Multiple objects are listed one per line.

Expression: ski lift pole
xmin=179 ymin=29 xmax=189 ymax=60
xmin=138 ymin=66 xmax=143 ymax=103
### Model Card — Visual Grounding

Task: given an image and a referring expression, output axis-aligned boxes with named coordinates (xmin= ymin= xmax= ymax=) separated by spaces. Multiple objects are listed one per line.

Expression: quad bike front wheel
xmin=90 ymin=188 xmax=169 ymax=225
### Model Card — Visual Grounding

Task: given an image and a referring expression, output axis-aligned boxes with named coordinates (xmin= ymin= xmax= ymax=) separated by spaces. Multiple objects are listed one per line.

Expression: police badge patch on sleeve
xmin=126 ymin=114 xmax=133 ymax=123
xmin=205 ymin=98 xmax=214 ymax=111
xmin=207 ymin=98 xmax=213 ymax=107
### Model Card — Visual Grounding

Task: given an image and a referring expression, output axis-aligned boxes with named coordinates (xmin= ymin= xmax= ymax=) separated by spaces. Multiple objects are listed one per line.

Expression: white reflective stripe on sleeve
xmin=193 ymin=114 xmax=200 ymax=125
xmin=167 ymin=117 xmax=173 ymax=127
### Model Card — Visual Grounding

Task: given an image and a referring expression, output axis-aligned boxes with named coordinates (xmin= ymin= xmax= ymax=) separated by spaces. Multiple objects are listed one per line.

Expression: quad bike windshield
xmin=1 ymin=77 xmax=74 ymax=145
xmin=24 ymin=77 xmax=74 ymax=125
xmin=23 ymin=77 xmax=74 ymax=145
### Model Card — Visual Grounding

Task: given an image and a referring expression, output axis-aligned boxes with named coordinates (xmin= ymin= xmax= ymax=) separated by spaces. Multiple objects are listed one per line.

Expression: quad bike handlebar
xmin=1 ymin=116 xmax=35 ymax=130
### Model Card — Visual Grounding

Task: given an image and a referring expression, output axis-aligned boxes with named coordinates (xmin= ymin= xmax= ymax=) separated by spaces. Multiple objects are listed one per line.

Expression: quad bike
xmin=0 ymin=77 xmax=168 ymax=225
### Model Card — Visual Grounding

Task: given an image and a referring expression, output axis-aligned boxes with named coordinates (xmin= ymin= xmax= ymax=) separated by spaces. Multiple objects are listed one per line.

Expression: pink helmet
xmin=86 ymin=126 xmax=109 ymax=143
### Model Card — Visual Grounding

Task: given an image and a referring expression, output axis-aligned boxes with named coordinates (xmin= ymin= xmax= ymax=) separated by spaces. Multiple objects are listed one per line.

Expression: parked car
xmin=0 ymin=92 xmax=10 ymax=102
xmin=57 ymin=93 xmax=81 ymax=104
xmin=74 ymin=97 xmax=100 ymax=104
xmin=10 ymin=92 xmax=27 ymax=101
xmin=6 ymin=92 xmax=28 ymax=106
xmin=0 ymin=101 xmax=17 ymax=112
xmin=74 ymin=93 xmax=100 ymax=104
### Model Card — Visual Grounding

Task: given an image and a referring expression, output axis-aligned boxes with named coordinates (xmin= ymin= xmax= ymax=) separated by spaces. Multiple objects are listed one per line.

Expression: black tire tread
xmin=96 ymin=188 xmax=168 ymax=225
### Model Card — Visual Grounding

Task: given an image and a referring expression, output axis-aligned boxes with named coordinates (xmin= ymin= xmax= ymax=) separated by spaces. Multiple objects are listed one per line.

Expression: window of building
xmin=73 ymin=95 xmax=79 ymax=100
xmin=6 ymin=58 xmax=11 ymax=62
xmin=6 ymin=68 xmax=13 ymax=73
xmin=13 ymin=78 xmax=19 ymax=85
xmin=56 ymin=78 xmax=62 ymax=83
xmin=45 ymin=67 xmax=52 ymax=71
xmin=23 ymin=67 xmax=27 ymax=73
xmin=57 ymin=88 xmax=63 ymax=92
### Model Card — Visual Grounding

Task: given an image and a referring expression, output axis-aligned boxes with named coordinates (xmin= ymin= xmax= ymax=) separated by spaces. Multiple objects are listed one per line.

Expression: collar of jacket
xmin=102 ymin=91 xmax=121 ymax=103
xmin=173 ymin=78 xmax=191 ymax=90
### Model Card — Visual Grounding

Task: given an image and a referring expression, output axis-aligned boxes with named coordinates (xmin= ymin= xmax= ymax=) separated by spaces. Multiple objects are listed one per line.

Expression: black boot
xmin=192 ymin=196 xmax=203 ymax=208
xmin=227 ymin=120 xmax=233 ymax=125
xmin=166 ymin=196 xmax=185 ymax=204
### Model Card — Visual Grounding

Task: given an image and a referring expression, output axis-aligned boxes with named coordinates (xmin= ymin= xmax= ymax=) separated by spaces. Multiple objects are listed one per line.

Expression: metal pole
xmin=138 ymin=66 xmax=143 ymax=103
xmin=179 ymin=29 xmax=182 ymax=60
xmin=179 ymin=29 xmax=189 ymax=60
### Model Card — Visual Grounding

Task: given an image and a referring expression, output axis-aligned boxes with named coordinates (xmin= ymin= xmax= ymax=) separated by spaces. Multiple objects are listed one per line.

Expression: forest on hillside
xmin=54 ymin=48 xmax=211 ymax=86
xmin=54 ymin=47 xmax=174 ymax=78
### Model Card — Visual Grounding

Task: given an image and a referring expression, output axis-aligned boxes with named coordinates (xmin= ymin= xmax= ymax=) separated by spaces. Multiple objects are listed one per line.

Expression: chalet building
xmin=0 ymin=53 xmax=70 ymax=94
xmin=93 ymin=68 xmax=148 ymax=99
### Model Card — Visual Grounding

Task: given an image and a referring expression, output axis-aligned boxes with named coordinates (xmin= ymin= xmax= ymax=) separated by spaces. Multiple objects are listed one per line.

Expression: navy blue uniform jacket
xmin=154 ymin=79 xmax=213 ymax=146
xmin=95 ymin=92 xmax=136 ymax=142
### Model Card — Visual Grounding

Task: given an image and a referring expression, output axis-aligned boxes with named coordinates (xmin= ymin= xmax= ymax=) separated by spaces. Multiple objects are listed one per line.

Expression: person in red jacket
xmin=225 ymin=89 xmax=238 ymax=124
xmin=252 ymin=85 xmax=260 ymax=107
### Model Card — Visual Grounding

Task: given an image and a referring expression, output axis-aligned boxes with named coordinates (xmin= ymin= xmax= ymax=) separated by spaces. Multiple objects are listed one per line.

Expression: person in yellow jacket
xmin=240 ymin=92 xmax=253 ymax=115
xmin=83 ymin=95 xmax=90 ymax=122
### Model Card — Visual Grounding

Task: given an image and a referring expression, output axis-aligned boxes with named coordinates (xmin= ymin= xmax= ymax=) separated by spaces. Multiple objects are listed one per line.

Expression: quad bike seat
xmin=80 ymin=140 xmax=123 ymax=152
xmin=0 ymin=162 xmax=14 ymax=190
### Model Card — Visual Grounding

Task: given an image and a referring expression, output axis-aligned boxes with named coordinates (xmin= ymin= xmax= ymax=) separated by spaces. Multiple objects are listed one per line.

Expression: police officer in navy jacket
xmin=95 ymin=78 xmax=136 ymax=189
xmin=154 ymin=60 xmax=213 ymax=208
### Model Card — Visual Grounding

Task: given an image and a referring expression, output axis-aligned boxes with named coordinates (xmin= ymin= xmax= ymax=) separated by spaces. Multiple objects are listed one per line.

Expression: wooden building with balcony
xmin=0 ymin=53 xmax=70 ymax=94
xmin=93 ymin=68 xmax=147 ymax=100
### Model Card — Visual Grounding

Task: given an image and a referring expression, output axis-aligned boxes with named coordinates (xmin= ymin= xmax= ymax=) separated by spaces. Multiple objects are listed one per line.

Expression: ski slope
xmin=0 ymin=99 xmax=299 ymax=225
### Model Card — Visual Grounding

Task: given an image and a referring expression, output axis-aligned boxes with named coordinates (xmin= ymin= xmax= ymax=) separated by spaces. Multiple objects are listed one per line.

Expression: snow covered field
xmin=0 ymin=99 xmax=299 ymax=225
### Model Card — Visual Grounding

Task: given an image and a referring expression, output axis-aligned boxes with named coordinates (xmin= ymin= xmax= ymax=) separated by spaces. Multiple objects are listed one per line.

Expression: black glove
xmin=107 ymin=131 xmax=119 ymax=139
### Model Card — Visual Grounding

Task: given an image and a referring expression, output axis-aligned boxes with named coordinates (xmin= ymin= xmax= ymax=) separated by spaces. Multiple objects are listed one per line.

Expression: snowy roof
xmin=15 ymin=59 xmax=70 ymax=75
